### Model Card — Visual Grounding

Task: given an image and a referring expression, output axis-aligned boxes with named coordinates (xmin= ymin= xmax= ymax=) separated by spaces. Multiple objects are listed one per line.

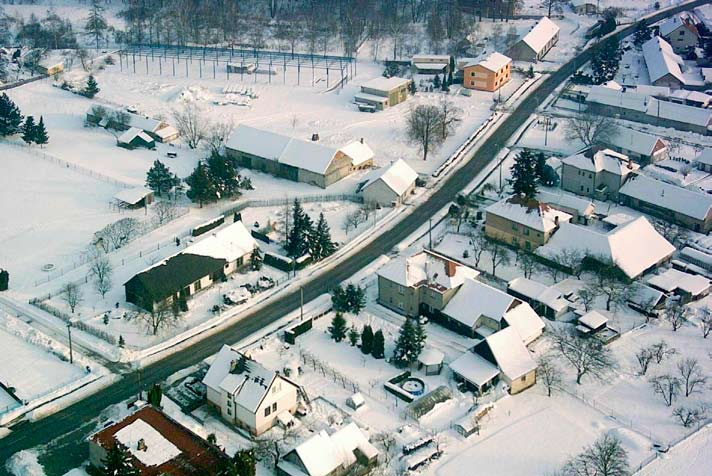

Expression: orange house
xmin=463 ymin=52 xmax=512 ymax=92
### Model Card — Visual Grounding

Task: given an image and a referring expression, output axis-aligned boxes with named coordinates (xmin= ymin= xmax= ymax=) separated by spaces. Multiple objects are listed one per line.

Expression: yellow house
xmin=463 ymin=52 xmax=512 ymax=92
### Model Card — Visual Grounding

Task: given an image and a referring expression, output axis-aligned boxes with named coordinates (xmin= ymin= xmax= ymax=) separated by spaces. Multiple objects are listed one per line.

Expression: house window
xmin=264 ymin=406 xmax=271 ymax=417
xmin=525 ymin=241 xmax=532 ymax=251
xmin=194 ymin=279 xmax=202 ymax=291
xmin=511 ymin=223 xmax=518 ymax=231
xmin=520 ymin=375 xmax=527 ymax=382
xmin=227 ymin=408 xmax=232 ymax=416
xmin=398 ymin=285 xmax=405 ymax=295
xmin=523 ymin=228 xmax=530 ymax=236
xmin=272 ymin=402 xmax=277 ymax=412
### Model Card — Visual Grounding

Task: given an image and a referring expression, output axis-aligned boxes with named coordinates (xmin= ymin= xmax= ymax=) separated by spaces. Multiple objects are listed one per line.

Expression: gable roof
xmin=114 ymin=187 xmax=153 ymax=205
xmin=118 ymin=127 xmax=155 ymax=145
xmin=659 ymin=12 xmax=700 ymax=37
xmin=508 ymin=277 xmax=570 ymax=314
xmin=520 ymin=17 xmax=560 ymax=54
xmin=475 ymin=327 xmax=537 ymax=380
xmin=476 ymin=52 xmax=511 ymax=72
xmin=486 ymin=195 xmax=572 ymax=233
xmin=646 ymin=97 xmax=712 ymax=127
xmin=619 ymin=174 xmax=712 ymax=220
xmin=642 ymin=36 xmax=686 ymax=85
xmin=579 ymin=310 xmax=609 ymax=329
xmin=360 ymin=159 xmax=418 ymax=196
xmin=360 ymin=76 xmax=410 ymax=92
xmin=339 ymin=140 xmax=374 ymax=167
xmin=608 ymin=128 xmax=666 ymax=156
xmin=377 ymin=250 xmax=479 ymax=291
xmin=537 ymin=216 xmax=675 ymax=279
xmin=536 ymin=190 xmax=595 ymax=217
xmin=561 ymin=148 xmax=638 ymax=176
xmin=647 ymin=268 xmax=710 ymax=296
xmin=186 ymin=220 xmax=257 ymax=265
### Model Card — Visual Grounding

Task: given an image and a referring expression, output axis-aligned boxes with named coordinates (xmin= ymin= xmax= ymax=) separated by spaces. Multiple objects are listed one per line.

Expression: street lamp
xmin=66 ymin=321 xmax=73 ymax=364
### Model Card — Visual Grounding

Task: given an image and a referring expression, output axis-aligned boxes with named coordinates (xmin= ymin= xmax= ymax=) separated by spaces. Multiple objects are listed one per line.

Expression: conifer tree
xmin=207 ymin=153 xmax=243 ymax=199
xmin=433 ymin=74 xmax=441 ymax=89
xmin=329 ymin=312 xmax=347 ymax=342
xmin=409 ymin=80 xmax=417 ymax=95
xmin=372 ymin=329 xmax=385 ymax=359
xmin=146 ymin=160 xmax=179 ymax=197
xmin=84 ymin=74 xmax=100 ymax=98
xmin=348 ymin=325 xmax=359 ymax=346
xmin=393 ymin=318 xmax=421 ymax=366
xmin=361 ymin=325 xmax=374 ymax=355
xmin=251 ymin=247 xmax=263 ymax=271
xmin=311 ymin=212 xmax=336 ymax=261
xmin=414 ymin=318 xmax=427 ymax=356
xmin=286 ymin=199 xmax=313 ymax=258
xmin=0 ymin=93 xmax=23 ymax=136
xmin=147 ymin=384 xmax=162 ymax=407
xmin=509 ymin=149 xmax=539 ymax=199
xmin=345 ymin=284 xmax=366 ymax=315
xmin=100 ymin=444 xmax=139 ymax=476
xmin=185 ymin=162 xmax=217 ymax=207
xmin=34 ymin=116 xmax=49 ymax=146
xmin=84 ymin=0 xmax=108 ymax=50
xmin=231 ymin=449 xmax=256 ymax=476
xmin=22 ymin=115 xmax=35 ymax=144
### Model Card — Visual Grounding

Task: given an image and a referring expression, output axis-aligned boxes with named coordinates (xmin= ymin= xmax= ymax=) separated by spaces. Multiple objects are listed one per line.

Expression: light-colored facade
xmin=507 ymin=17 xmax=559 ymax=62
xmin=358 ymin=158 xmax=418 ymax=207
xmin=355 ymin=77 xmax=411 ymax=111
xmin=560 ymin=148 xmax=638 ymax=200
xmin=660 ymin=15 xmax=700 ymax=52
xmin=463 ymin=53 xmax=512 ymax=92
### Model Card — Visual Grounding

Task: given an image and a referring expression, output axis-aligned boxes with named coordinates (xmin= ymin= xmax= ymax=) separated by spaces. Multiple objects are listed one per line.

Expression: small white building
xmin=606 ymin=128 xmax=668 ymax=164
xmin=647 ymin=268 xmax=710 ymax=302
xmin=203 ymin=345 xmax=301 ymax=436
xmin=117 ymin=127 xmax=156 ymax=149
xmin=411 ymin=54 xmax=450 ymax=74
xmin=507 ymin=17 xmax=560 ymax=62
xmin=357 ymin=159 xmax=418 ymax=207
xmin=113 ymin=187 xmax=154 ymax=209
xmin=507 ymin=277 xmax=570 ymax=320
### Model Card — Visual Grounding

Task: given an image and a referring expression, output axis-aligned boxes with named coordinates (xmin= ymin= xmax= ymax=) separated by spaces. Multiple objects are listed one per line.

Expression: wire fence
xmin=299 ymin=348 xmax=361 ymax=394
xmin=221 ymin=193 xmax=363 ymax=218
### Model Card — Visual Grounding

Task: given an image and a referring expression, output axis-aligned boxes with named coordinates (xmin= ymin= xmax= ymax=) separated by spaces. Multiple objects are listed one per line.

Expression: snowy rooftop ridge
xmin=114 ymin=419 xmax=181 ymax=467
xmin=486 ymin=195 xmax=572 ymax=233
xmin=561 ymin=148 xmax=638 ymax=176
xmin=360 ymin=76 xmax=410 ymax=92
xmin=376 ymin=250 xmax=479 ymax=291
xmin=619 ymin=174 xmax=712 ymax=220
xmin=113 ymin=187 xmax=152 ymax=205
xmin=642 ymin=36 xmax=686 ymax=85
xmin=477 ymin=52 xmax=512 ymax=72
xmin=659 ymin=12 xmax=700 ymax=37
xmin=608 ymin=128 xmax=666 ymax=156
xmin=520 ymin=17 xmax=559 ymax=54
xmin=183 ymin=220 xmax=257 ymax=264
xmin=360 ymin=159 xmax=418 ymax=196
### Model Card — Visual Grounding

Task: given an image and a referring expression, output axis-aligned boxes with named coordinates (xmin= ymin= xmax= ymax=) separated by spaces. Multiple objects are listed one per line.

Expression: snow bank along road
xmin=1 ymin=2 xmax=708 ymax=473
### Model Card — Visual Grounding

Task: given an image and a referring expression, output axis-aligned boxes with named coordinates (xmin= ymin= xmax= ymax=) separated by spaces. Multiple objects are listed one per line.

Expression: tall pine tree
xmin=207 ymin=153 xmax=242 ymax=199
xmin=34 ymin=116 xmax=49 ymax=146
xmin=329 ymin=312 xmax=347 ymax=342
xmin=286 ymin=199 xmax=313 ymax=258
xmin=393 ymin=318 xmax=421 ymax=367
xmin=372 ymin=329 xmax=385 ymax=359
xmin=146 ymin=160 xmax=179 ymax=196
xmin=185 ymin=162 xmax=217 ymax=207
xmin=84 ymin=0 xmax=108 ymax=49
xmin=0 ymin=93 xmax=23 ymax=136
xmin=22 ymin=116 xmax=35 ymax=144
xmin=84 ymin=74 xmax=100 ymax=98
xmin=310 ymin=212 xmax=336 ymax=261
xmin=100 ymin=444 xmax=139 ymax=476
xmin=509 ymin=149 xmax=539 ymax=199
xmin=361 ymin=325 xmax=374 ymax=355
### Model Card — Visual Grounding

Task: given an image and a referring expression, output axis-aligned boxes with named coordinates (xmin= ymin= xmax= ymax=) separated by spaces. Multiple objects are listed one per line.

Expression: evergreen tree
xmin=372 ymin=330 xmax=385 ymax=359
xmin=348 ymin=325 xmax=359 ymax=346
xmin=84 ymin=74 xmax=100 ymax=98
xmin=207 ymin=153 xmax=243 ymax=199
xmin=632 ymin=23 xmax=652 ymax=46
xmin=447 ymin=70 xmax=454 ymax=87
xmin=21 ymin=115 xmax=35 ymax=144
xmin=392 ymin=318 xmax=421 ymax=366
xmin=118 ymin=335 xmax=125 ymax=348
xmin=345 ymin=284 xmax=366 ymax=315
xmin=409 ymin=80 xmax=417 ymax=95
xmin=250 ymin=247 xmax=263 ymax=271
xmin=231 ymin=449 xmax=256 ymax=476
xmin=534 ymin=151 xmax=547 ymax=184
xmin=0 ymin=93 xmax=23 ymax=136
xmin=146 ymin=160 xmax=179 ymax=197
xmin=100 ymin=444 xmax=139 ymax=476
xmin=361 ymin=325 xmax=374 ymax=355
xmin=414 ymin=319 xmax=427 ymax=357
xmin=331 ymin=285 xmax=349 ymax=313
xmin=433 ymin=74 xmax=441 ymax=89
xmin=329 ymin=312 xmax=347 ymax=342
xmin=147 ymin=384 xmax=162 ymax=407
xmin=310 ymin=212 xmax=336 ymax=261
xmin=185 ymin=162 xmax=218 ymax=207
xmin=34 ymin=116 xmax=49 ymax=146
xmin=509 ymin=149 xmax=539 ymax=199
xmin=449 ymin=56 xmax=456 ymax=76
xmin=84 ymin=0 xmax=108 ymax=49
xmin=286 ymin=199 xmax=313 ymax=258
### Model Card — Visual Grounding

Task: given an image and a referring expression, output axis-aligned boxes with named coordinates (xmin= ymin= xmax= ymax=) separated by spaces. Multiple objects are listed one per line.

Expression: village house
xmin=438 ymin=278 xmax=546 ymax=342
xmin=485 ymin=195 xmax=572 ymax=251
xmin=277 ymin=422 xmax=379 ymax=476
xmin=627 ymin=282 xmax=666 ymax=317
xmin=411 ymin=54 xmax=450 ymax=74
xmin=124 ymin=221 xmax=258 ymax=311
xmin=605 ymin=128 xmax=668 ymax=164
xmin=85 ymin=105 xmax=179 ymax=143
xmin=696 ymin=148 xmax=712 ymax=173
xmin=571 ymin=0 xmax=597 ymax=15
xmin=225 ymin=125 xmax=373 ymax=188
xmin=463 ymin=52 xmax=512 ymax=92
xmin=618 ymin=174 xmax=712 ymax=233
xmin=113 ymin=187 xmax=154 ymax=209
xmin=117 ymin=127 xmax=156 ymax=150
xmin=88 ymin=405 xmax=229 ymax=476
xmin=537 ymin=216 xmax=676 ymax=280
xmin=536 ymin=190 xmax=595 ymax=225
xmin=560 ymin=148 xmax=638 ymax=200
xmin=507 ymin=277 xmax=571 ymax=320
xmin=659 ymin=12 xmax=701 ymax=53
xmin=507 ymin=17 xmax=560 ymax=62
xmin=356 ymin=159 xmax=418 ymax=207
xmin=575 ymin=310 xmax=620 ymax=343
xmin=647 ymin=268 xmax=711 ymax=303
xmin=642 ymin=36 xmax=687 ymax=89
xmin=203 ymin=345 xmax=302 ymax=436
xmin=354 ymin=76 xmax=411 ymax=111
xmin=449 ymin=326 xmax=538 ymax=396
xmin=669 ymin=90 xmax=712 ymax=108
xmin=376 ymin=250 xmax=479 ymax=318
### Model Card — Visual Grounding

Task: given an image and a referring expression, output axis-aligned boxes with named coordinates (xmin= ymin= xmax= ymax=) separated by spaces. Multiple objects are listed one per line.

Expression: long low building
xmin=225 ymin=125 xmax=374 ymax=188
xmin=618 ymin=174 xmax=712 ymax=233
xmin=86 ymin=105 xmax=179 ymax=143
xmin=507 ymin=16 xmax=559 ymax=62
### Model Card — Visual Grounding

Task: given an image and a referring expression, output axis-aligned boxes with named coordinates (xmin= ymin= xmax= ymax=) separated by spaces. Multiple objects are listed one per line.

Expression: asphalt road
xmin=1 ymin=3 xmax=708 ymax=473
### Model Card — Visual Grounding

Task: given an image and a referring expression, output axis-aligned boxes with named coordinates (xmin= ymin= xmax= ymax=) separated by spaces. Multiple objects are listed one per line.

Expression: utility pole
xmin=544 ymin=115 xmax=551 ymax=146
xmin=66 ymin=322 xmax=73 ymax=364
xmin=428 ymin=218 xmax=433 ymax=250
xmin=300 ymin=286 xmax=304 ymax=321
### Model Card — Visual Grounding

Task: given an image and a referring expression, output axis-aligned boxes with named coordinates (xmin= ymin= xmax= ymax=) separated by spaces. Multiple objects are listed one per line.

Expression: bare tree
xmin=61 ymin=282 xmax=83 ymax=314
xmin=556 ymin=249 xmax=585 ymax=279
xmin=470 ymin=231 xmax=488 ymax=268
xmin=438 ymin=98 xmax=462 ymax=141
xmin=89 ymin=253 xmax=113 ymax=299
xmin=342 ymin=209 xmax=367 ymax=235
xmin=635 ymin=347 xmax=655 ymax=376
xmin=372 ymin=432 xmax=397 ymax=465
xmin=594 ymin=275 xmax=629 ymax=311
xmin=551 ymin=329 xmax=616 ymax=384
xmin=406 ymin=104 xmax=444 ymax=161
xmin=173 ymin=102 xmax=207 ymax=149
xmin=559 ymin=433 xmax=629 ymax=476
xmin=676 ymin=358 xmax=708 ymax=397
xmin=577 ymin=287 xmax=597 ymax=312
xmin=651 ymin=219 xmax=687 ymax=248
xmin=565 ymin=112 xmax=616 ymax=148
xmin=152 ymin=201 xmax=178 ymax=225
xmin=94 ymin=218 xmax=141 ymax=252
xmin=650 ymin=340 xmax=676 ymax=364
xmin=253 ymin=426 xmax=297 ymax=469
xmin=485 ymin=239 xmax=510 ymax=277
xmin=517 ymin=250 xmax=540 ymax=279
xmin=650 ymin=374 xmax=681 ymax=407
xmin=672 ymin=405 xmax=707 ymax=428
xmin=136 ymin=300 xmax=181 ymax=336
xmin=537 ymin=356 xmax=563 ymax=397
xmin=699 ymin=308 xmax=712 ymax=339
xmin=204 ymin=119 xmax=234 ymax=156
xmin=543 ymin=262 xmax=564 ymax=283
xmin=666 ymin=300 xmax=688 ymax=332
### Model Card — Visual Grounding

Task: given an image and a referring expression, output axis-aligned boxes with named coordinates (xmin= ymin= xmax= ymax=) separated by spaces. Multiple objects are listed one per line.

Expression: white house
xmin=659 ymin=12 xmax=701 ymax=52
xmin=606 ymin=128 xmax=668 ymax=164
xmin=203 ymin=345 xmax=302 ymax=436
xmin=357 ymin=159 xmax=418 ymax=207
xmin=507 ymin=17 xmax=560 ymax=62
xmin=642 ymin=36 xmax=686 ymax=89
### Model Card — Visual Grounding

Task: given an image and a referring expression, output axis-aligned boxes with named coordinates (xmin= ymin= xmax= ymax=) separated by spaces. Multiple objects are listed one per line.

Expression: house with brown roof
xmin=89 ymin=405 xmax=229 ymax=476
xmin=659 ymin=12 xmax=701 ymax=53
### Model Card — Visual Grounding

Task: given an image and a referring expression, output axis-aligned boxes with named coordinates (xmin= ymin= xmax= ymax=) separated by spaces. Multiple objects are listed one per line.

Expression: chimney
xmin=554 ymin=215 xmax=560 ymax=227
xmin=137 ymin=438 xmax=147 ymax=452
xmin=445 ymin=260 xmax=457 ymax=278
xmin=311 ymin=133 xmax=319 ymax=142
xmin=360 ymin=137 xmax=364 ymax=144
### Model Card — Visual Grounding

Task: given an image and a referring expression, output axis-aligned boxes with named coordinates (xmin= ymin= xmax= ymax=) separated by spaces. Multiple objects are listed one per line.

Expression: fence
xmin=299 ymin=348 xmax=360 ymax=394
xmin=0 ymin=74 xmax=48 ymax=91
xmin=28 ymin=298 xmax=117 ymax=345
xmin=221 ymin=193 xmax=363 ymax=218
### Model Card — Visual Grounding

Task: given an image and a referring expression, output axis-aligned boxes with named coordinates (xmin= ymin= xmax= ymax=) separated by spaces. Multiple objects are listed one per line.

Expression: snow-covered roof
xmin=571 ymin=0 xmax=596 ymax=6
xmin=561 ymin=148 xmax=638 ymax=176
xmin=114 ymin=418 xmax=181 ymax=467
xmin=681 ymin=246 xmax=712 ymax=266
xmin=670 ymin=89 xmax=712 ymax=105
xmin=202 ymin=345 xmax=286 ymax=413
xmin=353 ymin=92 xmax=389 ymax=104
xmin=482 ymin=326 xmax=537 ymax=381
xmin=486 ymin=196 xmax=572 ymax=233
xmin=647 ymin=268 xmax=710 ymax=296
xmin=411 ymin=54 xmax=450 ymax=62
xmin=477 ymin=52 xmax=511 ymax=72
xmin=279 ymin=137 xmax=341 ymax=175
xmin=360 ymin=76 xmax=410 ymax=92
xmin=537 ymin=216 xmax=675 ymax=279
xmin=608 ymin=128 xmax=666 ymax=156
xmin=646 ymin=97 xmax=712 ymax=127
xmin=360 ymin=159 xmax=418 ymax=196
xmin=502 ymin=302 xmax=546 ymax=345
xmin=508 ymin=277 xmax=570 ymax=314
xmin=340 ymin=140 xmax=374 ymax=167
xmin=226 ymin=124 xmax=292 ymax=160
xmin=578 ymin=310 xmax=609 ymax=330
xmin=418 ymin=348 xmax=445 ymax=367
xmin=113 ymin=186 xmax=152 ymax=205
xmin=659 ymin=12 xmax=700 ymax=38
xmin=586 ymin=85 xmax=649 ymax=112
xmin=377 ymin=250 xmax=479 ymax=291
xmin=442 ymin=278 xmax=516 ymax=328
xmin=153 ymin=125 xmax=179 ymax=140
xmin=87 ymin=105 xmax=166 ymax=133
xmin=520 ymin=17 xmax=560 ymax=54
xmin=697 ymin=148 xmax=712 ymax=166
xmin=280 ymin=423 xmax=378 ymax=476
xmin=619 ymin=174 xmax=712 ymax=220
xmin=118 ymin=127 xmax=154 ymax=145
xmin=536 ymin=190 xmax=595 ymax=216
xmin=602 ymin=213 xmax=636 ymax=227
xmin=185 ymin=220 xmax=257 ymax=263
xmin=642 ymin=36 xmax=686 ymax=85
xmin=628 ymin=282 xmax=665 ymax=308
xmin=448 ymin=352 xmax=500 ymax=386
